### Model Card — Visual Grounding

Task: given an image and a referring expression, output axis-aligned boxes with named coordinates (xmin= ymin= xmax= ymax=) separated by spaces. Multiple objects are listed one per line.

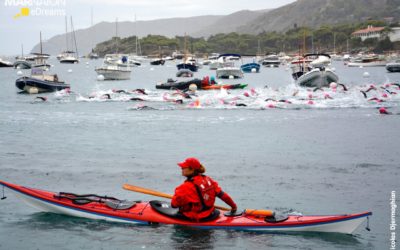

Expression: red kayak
xmin=0 ymin=180 xmax=371 ymax=234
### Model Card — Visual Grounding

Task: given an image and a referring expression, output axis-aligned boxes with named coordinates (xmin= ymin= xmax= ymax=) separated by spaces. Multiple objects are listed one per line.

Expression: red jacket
xmin=171 ymin=175 xmax=236 ymax=221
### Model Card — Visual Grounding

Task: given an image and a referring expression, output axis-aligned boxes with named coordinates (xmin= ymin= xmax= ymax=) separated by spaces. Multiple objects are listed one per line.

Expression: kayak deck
xmin=0 ymin=180 xmax=371 ymax=234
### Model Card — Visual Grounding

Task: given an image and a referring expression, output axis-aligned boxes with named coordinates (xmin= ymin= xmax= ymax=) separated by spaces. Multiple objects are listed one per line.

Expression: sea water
xmin=0 ymin=58 xmax=399 ymax=249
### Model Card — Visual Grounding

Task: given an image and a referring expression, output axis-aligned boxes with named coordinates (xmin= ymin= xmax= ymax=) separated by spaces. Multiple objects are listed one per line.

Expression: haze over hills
xmin=32 ymin=0 xmax=400 ymax=55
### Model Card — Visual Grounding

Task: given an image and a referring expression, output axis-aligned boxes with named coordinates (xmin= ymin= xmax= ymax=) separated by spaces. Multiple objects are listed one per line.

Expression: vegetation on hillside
xmin=94 ymin=20 xmax=399 ymax=57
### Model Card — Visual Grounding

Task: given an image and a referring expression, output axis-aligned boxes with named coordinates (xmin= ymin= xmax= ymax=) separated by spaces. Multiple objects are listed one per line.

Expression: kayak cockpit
xmin=149 ymin=200 xmax=220 ymax=222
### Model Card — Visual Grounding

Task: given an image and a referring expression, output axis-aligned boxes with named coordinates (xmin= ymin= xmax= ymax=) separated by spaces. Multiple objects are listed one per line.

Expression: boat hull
xmin=0 ymin=181 xmax=371 ymax=234
xmin=241 ymin=63 xmax=260 ymax=73
xmin=347 ymin=61 xmax=386 ymax=67
xmin=386 ymin=63 xmax=400 ymax=72
xmin=95 ymin=67 xmax=131 ymax=80
xmin=15 ymin=76 xmax=70 ymax=93
xmin=296 ymin=69 xmax=339 ymax=88
xmin=216 ymin=68 xmax=244 ymax=79
xmin=176 ymin=63 xmax=198 ymax=72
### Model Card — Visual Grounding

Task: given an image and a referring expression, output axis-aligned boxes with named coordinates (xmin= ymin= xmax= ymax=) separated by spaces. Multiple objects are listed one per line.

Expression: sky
xmin=0 ymin=0 xmax=296 ymax=56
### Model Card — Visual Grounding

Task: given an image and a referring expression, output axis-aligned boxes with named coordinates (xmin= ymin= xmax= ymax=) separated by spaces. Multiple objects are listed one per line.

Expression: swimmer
xmin=113 ymin=89 xmax=128 ymax=94
xmin=368 ymin=97 xmax=385 ymax=102
xmin=235 ymin=103 xmax=247 ymax=107
xmin=360 ymin=90 xmax=368 ymax=98
xmin=132 ymin=89 xmax=148 ymax=95
xmin=338 ymin=83 xmax=348 ymax=91
xmin=324 ymin=93 xmax=333 ymax=99
xmin=130 ymin=97 xmax=145 ymax=101
xmin=379 ymin=107 xmax=392 ymax=115
xmin=35 ymin=96 xmax=47 ymax=101
xmin=313 ymin=87 xmax=323 ymax=92
xmin=132 ymin=104 xmax=155 ymax=110
xmin=102 ymin=94 xmax=111 ymax=99
xmin=364 ymin=85 xmax=377 ymax=93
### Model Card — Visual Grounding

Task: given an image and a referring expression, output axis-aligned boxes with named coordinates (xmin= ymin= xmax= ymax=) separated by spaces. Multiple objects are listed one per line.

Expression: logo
xmin=5 ymin=0 xmax=66 ymax=19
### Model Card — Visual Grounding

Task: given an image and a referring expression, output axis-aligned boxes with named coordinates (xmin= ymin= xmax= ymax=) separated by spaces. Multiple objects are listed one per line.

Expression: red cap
xmin=178 ymin=157 xmax=201 ymax=169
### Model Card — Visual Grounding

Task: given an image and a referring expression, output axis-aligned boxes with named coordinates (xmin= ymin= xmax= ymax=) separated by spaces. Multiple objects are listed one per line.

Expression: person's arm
xmin=217 ymin=191 xmax=237 ymax=212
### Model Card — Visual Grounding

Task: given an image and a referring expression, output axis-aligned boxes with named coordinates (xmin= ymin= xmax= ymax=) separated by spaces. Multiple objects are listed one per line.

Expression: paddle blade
xmin=123 ymin=184 xmax=173 ymax=199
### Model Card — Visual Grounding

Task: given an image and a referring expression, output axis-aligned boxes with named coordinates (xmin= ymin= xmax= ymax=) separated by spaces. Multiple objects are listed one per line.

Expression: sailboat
xmin=30 ymin=32 xmax=51 ymax=70
xmin=95 ymin=18 xmax=132 ymax=80
xmin=176 ymin=34 xmax=198 ymax=72
xmin=59 ymin=16 xmax=79 ymax=64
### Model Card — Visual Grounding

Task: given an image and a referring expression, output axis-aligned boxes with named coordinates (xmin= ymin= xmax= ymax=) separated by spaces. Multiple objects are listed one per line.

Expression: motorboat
xmin=30 ymin=53 xmax=51 ymax=70
xmin=176 ymin=57 xmax=199 ymax=72
xmin=347 ymin=55 xmax=387 ymax=67
xmin=15 ymin=68 xmax=70 ymax=94
xmin=260 ymin=54 xmax=281 ymax=67
xmin=59 ymin=51 xmax=79 ymax=64
xmin=291 ymin=54 xmax=339 ymax=88
xmin=386 ymin=60 xmax=400 ymax=72
xmin=216 ymin=54 xmax=244 ymax=79
xmin=150 ymin=58 xmax=165 ymax=66
xmin=176 ymin=69 xmax=194 ymax=77
xmin=241 ymin=62 xmax=260 ymax=73
xmin=0 ymin=58 xmax=13 ymax=67
xmin=95 ymin=54 xmax=132 ymax=80
xmin=95 ymin=65 xmax=131 ymax=80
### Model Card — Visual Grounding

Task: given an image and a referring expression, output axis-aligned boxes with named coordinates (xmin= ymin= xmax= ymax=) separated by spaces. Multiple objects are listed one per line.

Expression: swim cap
xmin=379 ymin=107 xmax=387 ymax=114
xmin=178 ymin=157 xmax=201 ymax=169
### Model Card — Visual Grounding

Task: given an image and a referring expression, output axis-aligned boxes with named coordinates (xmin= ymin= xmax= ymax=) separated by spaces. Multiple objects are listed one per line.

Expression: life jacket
xmin=189 ymin=175 xmax=217 ymax=211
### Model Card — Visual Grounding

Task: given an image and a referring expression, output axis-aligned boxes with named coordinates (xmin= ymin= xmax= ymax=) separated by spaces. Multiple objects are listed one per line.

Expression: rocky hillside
xmin=237 ymin=0 xmax=400 ymax=34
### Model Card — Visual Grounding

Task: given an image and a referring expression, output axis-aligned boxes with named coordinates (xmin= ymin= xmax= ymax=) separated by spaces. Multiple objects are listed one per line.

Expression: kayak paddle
xmin=122 ymin=183 xmax=231 ymax=211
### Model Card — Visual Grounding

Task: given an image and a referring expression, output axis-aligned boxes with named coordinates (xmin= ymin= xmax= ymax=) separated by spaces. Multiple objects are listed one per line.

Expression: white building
xmin=352 ymin=25 xmax=385 ymax=41
xmin=388 ymin=27 xmax=400 ymax=42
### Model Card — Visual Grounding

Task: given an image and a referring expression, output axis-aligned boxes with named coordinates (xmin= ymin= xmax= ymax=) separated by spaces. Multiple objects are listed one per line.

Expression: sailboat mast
xmin=21 ymin=44 xmax=24 ymax=57
xmin=135 ymin=14 xmax=138 ymax=55
xmin=184 ymin=33 xmax=187 ymax=62
xmin=65 ymin=16 xmax=68 ymax=51
xmin=115 ymin=18 xmax=118 ymax=54
xmin=71 ymin=16 xmax=79 ymax=58
xmin=40 ymin=31 xmax=43 ymax=54
xmin=333 ymin=33 xmax=336 ymax=54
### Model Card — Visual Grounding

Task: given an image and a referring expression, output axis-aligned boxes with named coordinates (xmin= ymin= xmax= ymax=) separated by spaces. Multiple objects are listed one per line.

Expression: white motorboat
xmin=291 ymin=54 xmax=339 ymax=88
xmin=95 ymin=54 xmax=132 ymax=80
xmin=386 ymin=60 xmax=400 ymax=72
xmin=347 ymin=55 xmax=387 ymax=67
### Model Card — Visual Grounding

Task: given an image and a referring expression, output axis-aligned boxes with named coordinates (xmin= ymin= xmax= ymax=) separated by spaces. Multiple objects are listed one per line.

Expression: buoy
xmin=68 ymin=69 xmax=72 ymax=73
xmin=331 ymin=67 xmax=336 ymax=72
xmin=189 ymin=84 xmax=197 ymax=91
xmin=17 ymin=70 xmax=23 ymax=76
xmin=363 ymin=72 xmax=370 ymax=78
xmin=150 ymin=68 xmax=154 ymax=71
xmin=229 ymin=75 xmax=234 ymax=79
xmin=251 ymin=68 xmax=257 ymax=73
xmin=359 ymin=65 xmax=363 ymax=69
xmin=97 ymin=74 xmax=105 ymax=81
xmin=86 ymin=62 xmax=89 ymax=65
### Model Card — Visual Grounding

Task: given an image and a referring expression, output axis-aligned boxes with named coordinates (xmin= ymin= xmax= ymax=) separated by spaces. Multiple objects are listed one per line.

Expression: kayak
xmin=202 ymin=83 xmax=248 ymax=90
xmin=0 ymin=180 xmax=371 ymax=234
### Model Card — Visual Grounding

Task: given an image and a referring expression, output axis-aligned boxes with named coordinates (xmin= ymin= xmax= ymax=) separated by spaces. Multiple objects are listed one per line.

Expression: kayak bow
xmin=0 ymin=181 xmax=372 ymax=234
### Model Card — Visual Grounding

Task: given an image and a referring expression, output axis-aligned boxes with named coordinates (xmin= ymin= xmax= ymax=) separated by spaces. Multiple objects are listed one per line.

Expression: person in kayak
xmin=171 ymin=157 xmax=237 ymax=221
